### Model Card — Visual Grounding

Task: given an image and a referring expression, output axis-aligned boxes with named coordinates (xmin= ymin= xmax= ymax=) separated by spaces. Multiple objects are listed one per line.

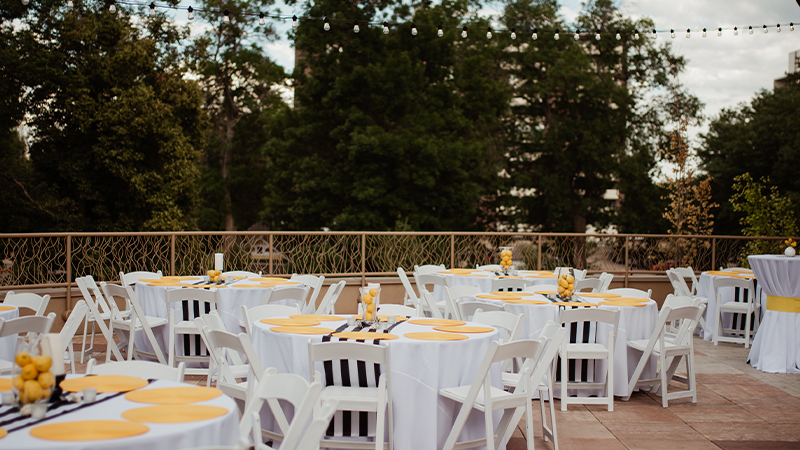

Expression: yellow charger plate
xmin=291 ymin=314 xmax=347 ymax=322
xmin=502 ymin=299 xmax=550 ymax=305
xmin=193 ymin=284 xmax=228 ymax=288
xmin=332 ymin=332 xmax=399 ymax=340
xmin=600 ymin=301 xmax=648 ymax=307
xmin=161 ymin=276 xmax=198 ymax=281
xmin=0 ymin=306 xmax=15 ymax=312
xmin=260 ymin=318 xmax=321 ymax=327
xmin=407 ymin=319 xmax=467 ymax=326
xmin=0 ymin=428 xmax=6 ymax=439
xmin=60 ymin=375 xmax=149 ymax=393
xmin=454 ymin=273 xmax=487 ymax=277
xmin=352 ymin=315 xmax=409 ymax=322
xmin=30 ymin=420 xmax=149 ymax=441
xmin=271 ymin=326 xmax=334 ymax=335
xmin=434 ymin=326 xmax=494 ymax=333
xmin=531 ymin=274 xmax=558 ymax=278
xmin=122 ymin=405 xmax=228 ymax=423
xmin=0 ymin=378 xmax=11 ymax=392
xmin=520 ymin=270 xmax=555 ymax=275
xmin=490 ymin=291 xmax=533 ymax=296
xmin=404 ymin=332 xmax=468 ymax=341
xmin=553 ymin=302 xmax=598 ymax=307
xmin=705 ymin=270 xmax=736 ymax=277
xmin=125 ymin=386 xmax=223 ymax=404
xmin=577 ymin=293 xmax=622 ymax=298
xmin=534 ymin=291 xmax=558 ymax=295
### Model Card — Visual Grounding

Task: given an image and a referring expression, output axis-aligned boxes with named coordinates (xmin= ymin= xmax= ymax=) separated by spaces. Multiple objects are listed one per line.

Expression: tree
xmin=700 ymin=76 xmax=800 ymax=235
xmin=187 ymin=0 xmax=286 ymax=231
xmin=261 ymin=0 xmax=508 ymax=231
xmin=3 ymin=0 xmax=205 ymax=231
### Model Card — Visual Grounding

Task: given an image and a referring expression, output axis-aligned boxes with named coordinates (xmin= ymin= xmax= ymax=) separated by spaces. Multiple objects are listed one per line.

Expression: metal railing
xmin=0 ymin=231 xmax=785 ymax=308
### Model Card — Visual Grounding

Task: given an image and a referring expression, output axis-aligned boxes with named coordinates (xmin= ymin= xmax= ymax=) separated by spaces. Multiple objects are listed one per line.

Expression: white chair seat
xmin=320 ymin=386 xmax=381 ymax=411
xmin=564 ymin=343 xmax=609 ymax=358
xmin=501 ymin=372 xmax=548 ymax=390
xmin=719 ymin=302 xmax=753 ymax=312
xmin=0 ymin=359 xmax=12 ymax=373
xmin=174 ymin=321 xmax=199 ymax=333
xmin=440 ymin=384 xmax=516 ymax=411
xmin=112 ymin=316 xmax=168 ymax=331
xmin=627 ymin=339 xmax=684 ymax=355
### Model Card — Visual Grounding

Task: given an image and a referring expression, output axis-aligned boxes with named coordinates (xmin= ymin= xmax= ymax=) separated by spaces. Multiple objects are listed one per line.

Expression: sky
xmin=173 ymin=0 xmax=800 ymax=126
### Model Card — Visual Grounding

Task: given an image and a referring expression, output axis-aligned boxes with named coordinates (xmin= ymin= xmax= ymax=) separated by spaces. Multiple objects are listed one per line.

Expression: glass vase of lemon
xmin=499 ymin=247 xmax=514 ymax=274
xmin=11 ymin=338 xmax=56 ymax=411
xmin=358 ymin=285 xmax=381 ymax=326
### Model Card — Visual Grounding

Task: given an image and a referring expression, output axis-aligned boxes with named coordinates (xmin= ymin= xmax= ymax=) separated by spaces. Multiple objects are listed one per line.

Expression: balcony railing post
xmin=361 ymin=234 xmax=366 ymax=287
xmin=537 ymin=235 xmax=542 ymax=270
xmin=65 ymin=235 xmax=72 ymax=310
xmin=711 ymin=237 xmax=716 ymax=271
xmin=624 ymin=236 xmax=630 ymax=288
xmin=450 ymin=235 xmax=455 ymax=268
xmin=268 ymin=234 xmax=274 ymax=275
xmin=170 ymin=234 xmax=176 ymax=276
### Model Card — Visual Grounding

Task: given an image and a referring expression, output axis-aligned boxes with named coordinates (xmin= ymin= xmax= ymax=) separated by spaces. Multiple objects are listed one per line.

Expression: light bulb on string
xmin=323 ymin=17 xmax=330 ymax=31
xmin=461 ymin=26 xmax=467 ymax=38
xmin=21 ymin=0 xmax=28 ymax=5
xmin=634 ymin=29 xmax=639 ymax=39
xmin=670 ymin=29 xmax=675 ymax=39
xmin=487 ymin=27 xmax=493 ymax=39
xmin=412 ymin=23 xmax=418 ymax=36
xmin=437 ymin=24 xmax=443 ymax=37
xmin=777 ymin=24 xmax=781 ymax=33
xmin=149 ymin=2 xmax=155 ymax=16
xmin=702 ymin=27 xmax=707 ymax=37
xmin=554 ymin=29 xmax=559 ymax=40
xmin=532 ymin=27 xmax=538 ymax=40
xmin=748 ymin=26 xmax=753 ymax=35
xmin=791 ymin=23 xmax=794 ymax=32
xmin=187 ymin=6 xmax=194 ymax=20
xmin=510 ymin=28 xmax=516 ymax=40
xmin=292 ymin=15 xmax=298 ymax=28
xmin=109 ymin=1 xmax=116 ymax=13
xmin=223 ymin=9 xmax=230 ymax=23
xmin=717 ymin=27 xmax=722 ymax=37
xmin=383 ymin=22 xmax=390 ymax=35
xmin=67 ymin=0 xmax=73 ymax=8
xmin=652 ymin=28 xmax=657 ymax=38
xmin=763 ymin=24 xmax=768 ymax=34
xmin=573 ymin=29 xmax=579 ymax=40
xmin=686 ymin=28 xmax=690 ymax=38
xmin=734 ymin=26 xmax=738 ymax=35
xmin=259 ymin=13 xmax=265 ymax=26
xmin=353 ymin=20 xmax=359 ymax=33
xmin=595 ymin=29 xmax=601 ymax=40
xmin=616 ymin=30 xmax=621 ymax=40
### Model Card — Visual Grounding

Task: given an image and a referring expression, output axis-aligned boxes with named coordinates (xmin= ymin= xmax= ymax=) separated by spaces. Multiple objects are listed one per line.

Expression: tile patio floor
xmin=73 ymin=334 xmax=800 ymax=450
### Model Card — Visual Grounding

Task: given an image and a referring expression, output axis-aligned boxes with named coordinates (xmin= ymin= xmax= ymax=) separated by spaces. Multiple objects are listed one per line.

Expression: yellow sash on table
xmin=766 ymin=295 xmax=800 ymax=313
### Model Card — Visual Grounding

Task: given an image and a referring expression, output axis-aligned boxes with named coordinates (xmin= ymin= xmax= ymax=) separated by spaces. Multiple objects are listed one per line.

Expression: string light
xmin=595 ymin=29 xmax=601 ymax=40
xmin=323 ymin=17 xmax=330 ymax=31
xmin=66 ymin=0 xmax=73 ymax=8
xmin=749 ymin=25 xmax=753 ymax=35
xmin=259 ymin=13 xmax=265 ymax=26
xmin=223 ymin=9 xmax=230 ymax=23
xmin=791 ymin=23 xmax=795 ymax=32
xmin=461 ymin=26 xmax=467 ymax=39
xmin=149 ymin=2 xmax=155 ymax=16
xmin=686 ymin=28 xmax=690 ymax=38
xmin=763 ymin=24 xmax=768 ymax=34
xmin=616 ymin=30 xmax=621 ymax=40
xmin=187 ymin=6 xmax=194 ymax=20
xmin=292 ymin=15 xmax=298 ymax=28
xmin=717 ymin=27 xmax=722 ymax=37
xmin=702 ymin=27 xmax=707 ymax=37
xmin=411 ymin=23 xmax=417 ymax=36
xmin=670 ymin=28 xmax=675 ymax=39
xmin=21 ymin=0 xmax=29 ymax=5
xmin=437 ymin=24 xmax=443 ymax=37
xmin=384 ymin=22 xmax=390 ymax=35
xmin=532 ymin=28 xmax=538 ymax=40
xmin=109 ymin=1 xmax=117 ymax=13
xmin=777 ymin=23 xmax=781 ymax=33
xmin=510 ymin=28 xmax=516 ymax=40
xmin=652 ymin=29 xmax=657 ymax=38
xmin=487 ymin=27 xmax=493 ymax=39
xmin=554 ymin=29 xmax=559 ymax=40
xmin=573 ymin=29 xmax=579 ymax=40
xmin=634 ymin=29 xmax=639 ymax=39
xmin=353 ymin=20 xmax=359 ymax=33
xmin=734 ymin=26 xmax=738 ymax=35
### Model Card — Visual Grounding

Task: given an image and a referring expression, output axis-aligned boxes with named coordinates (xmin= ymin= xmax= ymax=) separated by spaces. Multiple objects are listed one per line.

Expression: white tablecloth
xmin=0 ymin=305 xmax=20 ymax=362
xmin=432 ymin=271 xmax=558 ymax=302
xmin=747 ymin=255 xmax=800 ymax=373
xmin=250 ymin=316 xmax=503 ymax=450
xmin=135 ymin=278 xmax=304 ymax=357
xmin=0 ymin=378 xmax=239 ymax=450
xmin=697 ymin=273 xmax=765 ymax=341
xmin=472 ymin=293 xmax=659 ymax=396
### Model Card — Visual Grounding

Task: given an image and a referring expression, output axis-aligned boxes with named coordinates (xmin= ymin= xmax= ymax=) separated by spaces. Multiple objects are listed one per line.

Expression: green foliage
xmin=700 ymin=80 xmax=800 ymax=235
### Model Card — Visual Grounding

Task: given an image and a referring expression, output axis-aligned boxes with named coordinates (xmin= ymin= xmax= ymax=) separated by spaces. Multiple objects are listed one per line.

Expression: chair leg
xmin=607 ymin=357 xmax=614 ymax=412
xmin=80 ymin=318 xmax=89 ymax=364
xmin=375 ymin=402 xmax=385 ymax=450
xmin=688 ymin=350 xmax=697 ymax=403
xmin=548 ymin=387 xmax=559 ymax=450
xmin=90 ymin=320 xmax=97 ymax=356
xmin=127 ymin=328 xmax=136 ymax=362
xmin=105 ymin=322 xmax=114 ymax=363
xmin=539 ymin=388 xmax=548 ymax=442
xmin=526 ymin=398 xmax=534 ymax=450
xmin=484 ymin=402 xmax=494 ymax=450
xmin=744 ymin=311 xmax=751 ymax=349
xmin=660 ymin=351 xmax=668 ymax=408
xmin=168 ymin=310 xmax=176 ymax=368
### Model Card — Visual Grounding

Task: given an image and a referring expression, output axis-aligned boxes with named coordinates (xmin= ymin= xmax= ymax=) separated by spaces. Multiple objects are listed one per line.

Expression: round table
xmin=135 ymin=277 xmax=304 ymax=357
xmin=747 ymin=255 xmax=800 ymax=373
xmin=250 ymin=316 xmax=502 ymax=450
xmin=696 ymin=271 xmax=764 ymax=341
xmin=0 ymin=305 xmax=20 ymax=362
xmin=0 ymin=378 xmax=239 ymax=449
xmin=471 ymin=292 xmax=659 ymax=396
xmin=432 ymin=270 xmax=558 ymax=303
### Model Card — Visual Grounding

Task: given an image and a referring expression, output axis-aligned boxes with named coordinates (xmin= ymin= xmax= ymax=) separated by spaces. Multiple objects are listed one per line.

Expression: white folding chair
xmin=413 ymin=264 xmax=446 ymax=275
xmin=290 ymin=274 xmax=325 ymax=313
xmin=376 ymin=304 xmax=418 ymax=317
xmin=473 ymin=310 xmax=524 ymax=344
xmin=606 ymin=287 xmax=651 ymax=298
xmin=443 ymin=285 xmax=481 ymax=320
xmin=0 ymin=313 xmax=56 ymax=374
xmin=308 ymin=340 xmax=392 ymax=450
xmin=267 ymin=286 xmax=310 ymax=310
xmin=419 ymin=291 xmax=444 ymax=319
xmin=239 ymin=367 xmax=324 ymax=450
xmin=574 ymin=278 xmax=602 ymax=293
xmin=624 ymin=305 xmax=705 ymax=407
xmin=195 ymin=322 xmax=263 ymax=411
xmin=502 ymin=322 xmax=568 ymax=450
xmin=294 ymin=399 xmax=341 ymax=450
xmin=2 ymin=291 xmax=50 ymax=315
xmin=100 ymin=282 xmax=168 ymax=364
xmin=241 ymin=303 xmax=302 ymax=336
xmin=559 ymin=308 xmax=619 ymax=411
xmin=397 ymin=267 xmax=421 ymax=310
xmin=598 ymin=272 xmax=614 ymax=291
xmin=476 ymin=264 xmax=503 ymax=271
xmin=413 ymin=273 xmax=448 ymax=317
xmin=491 ymin=278 xmax=528 ymax=292
xmin=554 ymin=267 xmax=571 ymax=277
xmin=120 ymin=270 xmax=163 ymax=288
xmin=60 ymin=300 xmax=89 ymax=374
xmin=673 ymin=267 xmax=700 ymax=295
xmin=86 ymin=358 xmax=185 ymax=381
xmin=76 ymin=276 xmax=124 ymax=363
xmin=660 ymin=294 xmax=697 ymax=339
xmin=712 ymin=276 xmax=758 ymax=348
xmin=222 ymin=270 xmax=261 ymax=278
xmin=668 ymin=269 xmax=708 ymax=334
xmin=196 ymin=311 xmax=249 ymax=387
xmin=316 ymin=280 xmax=347 ymax=315
xmin=460 ymin=302 xmax=504 ymax=321
xmin=440 ymin=339 xmax=547 ymax=450
xmin=572 ymin=269 xmax=587 ymax=282
xmin=524 ymin=283 xmax=559 ymax=293
xmin=165 ymin=287 xmax=218 ymax=375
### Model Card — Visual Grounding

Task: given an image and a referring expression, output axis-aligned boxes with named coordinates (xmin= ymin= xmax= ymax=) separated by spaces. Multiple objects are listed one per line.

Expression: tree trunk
xmin=573 ymin=214 xmax=587 ymax=269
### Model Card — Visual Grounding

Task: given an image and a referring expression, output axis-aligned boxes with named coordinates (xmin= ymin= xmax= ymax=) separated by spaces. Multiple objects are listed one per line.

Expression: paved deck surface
xmin=73 ymin=333 xmax=800 ymax=449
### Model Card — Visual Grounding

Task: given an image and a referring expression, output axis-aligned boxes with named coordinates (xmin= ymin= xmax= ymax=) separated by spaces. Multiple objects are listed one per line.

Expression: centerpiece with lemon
xmin=557 ymin=274 xmax=575 ymax=300
xmin=207 ymin=270 xmax=222 ymax=283
xmin=12 ymin=351 xmax=55 ymax=407
xmin=499 ymin=247 xmax=514 ymax=274
xmin=358 ymin=285 xmax=381 ymax=326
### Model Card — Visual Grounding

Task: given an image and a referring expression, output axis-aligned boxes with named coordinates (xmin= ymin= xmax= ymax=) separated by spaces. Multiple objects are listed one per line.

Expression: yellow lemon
xmin=15 ymin=351 xmax=32 ymax=368
xmin=369 ymin=288 xmax=378 ymax=297
xmin=363 ymin=294 xmax=373 ymax=304
xmin=567 ymin=276 xmax=574 ymax=284
xmin=568 ymin=283 xmax=574 ymax=291
xmin=33 ymin=355 xmax=52 ymax=373
xmin=12 ymin=375 xmax=25 ymax=390
xmin=364 ymin=312 xmax=373 ymax=321
xmin=557 ymin=278 xmax=568 ymax=288
xmin=366 ymin=303 xmax=375 ymax=312
xmin=38 ymin=371 xmax=55 ymax=388
xmin=558 ymin=286 xmax=565 ymax=293
xmin=22 ymin=380 xmax=42 ymax=404
xmin=564 ymin=290 xmax=573 ymax=297
xmin=42 ymin=387 xmax=51 ymax=400
xmin=21 ymin=363 xmax=39 ymax=381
